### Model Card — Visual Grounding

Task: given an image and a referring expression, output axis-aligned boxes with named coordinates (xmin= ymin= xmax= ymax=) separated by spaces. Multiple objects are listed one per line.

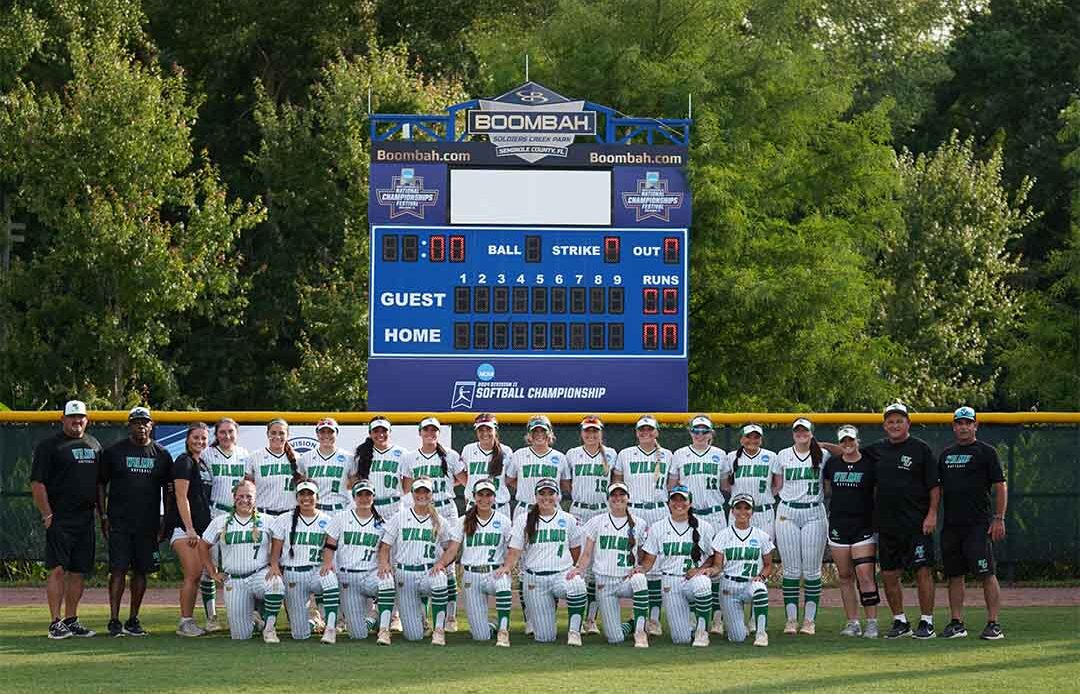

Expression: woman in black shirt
xmin=165 ymin=422 xmax=212 ymax=637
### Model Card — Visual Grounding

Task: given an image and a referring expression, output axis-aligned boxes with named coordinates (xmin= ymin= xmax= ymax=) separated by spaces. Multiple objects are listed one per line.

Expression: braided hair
xmin=524 ymin=503 xmax=541 ymax=545
xmin=729 ymin=446 xmax=744 ymax=486
xmin=810 ymin=436 xmax=823 ymax=471
xmin=435 ymin=443 xmax=449 ymax=478
xmin=687 ymin=508 xmax=703 ymax=564
xmin=354 ymin=416 xmax=390 ymax=480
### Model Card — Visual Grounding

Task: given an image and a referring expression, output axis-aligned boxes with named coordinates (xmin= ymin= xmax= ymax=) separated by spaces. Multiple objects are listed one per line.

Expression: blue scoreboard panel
xmin=367 ymin=81 xmax=691 ymax=412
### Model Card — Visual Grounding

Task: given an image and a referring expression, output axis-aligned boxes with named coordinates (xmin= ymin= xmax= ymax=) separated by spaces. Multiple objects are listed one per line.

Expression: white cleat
xmin=262 ymin=626 xmax=280 ymax=644
xmin=567 ymin=630 xmax=582 ymax=647
xmin=863 ymin=621 xmax=880 ymax=639
xmin=203 ymin=616 xmax=222 ymax=633
xmin=710 ymin=613 xmax=725 ymax=636
xmin=748 ymin=619 xmax=756 ymax=634
xmin=800 ymin=619 xmax=816 ymax=635
xmin=646 ymin=619 xmax=663 ymax=637
xmin=251 ymin=611 xmax=265 ymax=632
xmin=754 ymin=630 xmax=769 ymax=647
xmin=377 ymin=628 xmax=391 ymax=646
xmin=584 ymin=619 xmax=600 ymax=635
xmin=840 ymin=621 xmax=862 ymax=637
xmin=496 ymin=628 xmax=510 ymax=647
xmin=692 ymin=626 xmax=710 ymax=647
xmin=320 ymin=626 xmax=337 ymax=644
xmin=390 ymin=613 xmax=403 ymax=632
xmin=431 ymin=628 xmax=446 ymax=646
xmin=524 ymin=621 xmax=534 ymax=636
xmin=445 ymin=618 xmax=458 ymax=633
xmin=633 ymin=630 xmax=649 ymax=648
xmin=784 ymin=619 xmax=799 ymax=635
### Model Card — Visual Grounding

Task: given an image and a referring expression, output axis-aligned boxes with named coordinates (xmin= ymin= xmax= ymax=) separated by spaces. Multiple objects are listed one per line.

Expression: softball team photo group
xmin=31 ymin=401 xmax=1007 ymax=648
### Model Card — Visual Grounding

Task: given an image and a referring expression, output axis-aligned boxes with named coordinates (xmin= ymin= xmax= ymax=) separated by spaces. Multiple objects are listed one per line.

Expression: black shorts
xmin=45 ymin=515 xmax=96 ymax=574
xmin=828 ymin=517 xmax=876 ymax=547
xmin=942 ymin=524 xmax=995 ymax=578
xmin=108 ymin=529 xmax=161 ymax=574
xmin=878 ymin=530 xmax=934 ymax=571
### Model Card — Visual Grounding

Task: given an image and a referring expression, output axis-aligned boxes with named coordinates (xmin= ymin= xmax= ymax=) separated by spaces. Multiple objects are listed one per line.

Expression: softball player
xmin=497 ymin=478 xmax=587 ymax=645
xmin=354 ymin=416 xmax=409 ymax=517
xmin=266 ymin=480 xmax=341 ymax=643
xmin=612 ymin=415 xmax=673 ymax=635
xmin=401 ymin=417 xmax=466 ymax=630
xmin=726 ymin=424 xmax=778 ymax=539
xmin=670 ymin=414 xmax=731 ymax=634
xmin=198 ymin=480 xmax=285 ymax=641
xmin=568 ymin=482 xmax=649 ymax=647
xmin=505 ymin=415 xmax=569 ymax=517
xmin=376 ymin=478 xmax=460 ymax=645
xmin=461 ymin=413 xmax=513 ymax=514
xmin=201 ymin=417 xmax=250 ymax=631
xmin=566 ymin=414 xmax=617 ymax=633
xmin=452 ymin=479 xmax=514 ymax=646
xmin=772 ymin=418 xmax=829 ymax=635
xmin=637 ymin=486 xmax=716 ymax=646
xmin=711 ymin=493 xmax=772 ymax=647
xmin=320 ymin=479 xmax=395 ymax=641
xmin=244 ymin=419 xmax=301 ymax=517
xmin=298 ymin=418 xmax=353 ymax=514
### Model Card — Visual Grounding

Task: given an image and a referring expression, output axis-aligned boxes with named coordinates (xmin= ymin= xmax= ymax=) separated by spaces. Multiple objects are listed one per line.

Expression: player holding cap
xmin=461 ymin=413 xmax=513 ymax=514
xmin=726 ymin=424 xmax=778 ymax=540
xmin=670 ymin=414 xmax=731 ymax=635
xmin=612 ymin=415 xmax=673 ymax=636
xmin=244 ymin=419 xmax=301 ymax=517
xmin=320 ymin=479 xmax=396 ymax=641
xmin=265 ymin=480 xmax=341 ymax=643
xmin=377 ymin=478 xmax=460 ymax=645
xmin=298 ymin=418 xmax=353 ymax=515
xmin=635 ymin=486 xmax=716 ymax=647
xmin=354 ymin=416 xmax=409 ymax=517
xmin=498 ymin=477 xmax=587 ymax=645
xmin=772 ymin=417 xmax=829 ymax=635
xmin=200 ymin=417 xmax=249 ymax=631
xmin=453 ymin=479 xmax=514 ymax=646
xmin=568 ymin=482 xmax=650 ymax=647
xmin=198 ymin=479 xmax=285 ymax=641
xmin=711 ymin=493 xmax=772 ymax=647
xmin=566 ymin=414 xmax=617 ymax=633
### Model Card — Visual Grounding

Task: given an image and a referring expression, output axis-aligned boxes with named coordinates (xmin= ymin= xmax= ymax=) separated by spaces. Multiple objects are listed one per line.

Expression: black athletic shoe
xmin=107 ymin=618 xmax=124 ymax=637
xmin=48 ymin=619 xmax=72 ymax=640
xmin=63 ymin=617 xmax=97 ymax=638
xmin=941 ymin=619 xmax=968 ymax=639
xmin=122 ymin=617 xmax=148 ymax=637
xmin=912 ymin=619 xmax=936 ymax=640
xmin=884 ymin=619 xmax=912 ymax=639
xmin=980 ymin=622 xmax=1005 ymax=640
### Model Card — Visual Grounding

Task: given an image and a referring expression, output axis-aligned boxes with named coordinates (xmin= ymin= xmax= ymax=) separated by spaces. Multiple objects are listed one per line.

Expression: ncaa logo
xmin=477 ymin=363 xmax=496 ymax=381
xmin=748 ymin=538 xmax=760 ymax=548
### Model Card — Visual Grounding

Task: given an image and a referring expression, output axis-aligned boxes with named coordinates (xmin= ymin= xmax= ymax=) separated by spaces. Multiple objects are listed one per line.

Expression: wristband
xmin=43 ymin=513 xmax=54 ymax=521
xmin=993 ymin=515 xmax=1005 ymax=521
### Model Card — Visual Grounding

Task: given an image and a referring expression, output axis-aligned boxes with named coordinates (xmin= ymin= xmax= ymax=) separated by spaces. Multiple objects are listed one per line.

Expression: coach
xmin=31 ymin=400 xmax=103 ymax=639
xmin=98 ymin=406 xmax=172 ymax=637
xmin=939 ymin=406 xmax=1007 ymax=640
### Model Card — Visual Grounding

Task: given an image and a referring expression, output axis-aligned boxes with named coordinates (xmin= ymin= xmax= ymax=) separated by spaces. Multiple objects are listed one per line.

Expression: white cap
xmin=606 ymin=482 xmax=630 ymax=497
xmin=315 ymin=417 xmax=339 ymax=433
xmin=473 ymin=413 xmax=499 ymax=429
xmin=689 ymin=415 xmax=713 ymax=431
xmin=792 ymin=417 xmax=813 ymax=431
xmin=368 ymin=417 xmax=392 ymax=432
xmin=472 ymin=479 xmax=497 ymax=495
xmin=296 ymin=480 xmax=319 ymax=496
xmin=534 ymin=477 xmax=560 ymax=494
xmin=63 ymin=400 xmax=87 ymax=417
xmin=837 ymin=425 xmax=859 ymax=441
xmin=128 ymin=406 xmax=151 ymax=422
xmin=883 ymin=402 xmax=909 ymax=418
xmin=635 ymin=415 xmax=659 ymax=430
xmin=731 ymin=492 xmax=755 ymax=508
xmin=419 ymin=416 xmax=441 ymax=430
xmin=580 ymin=415 xmax=604 ymax=430
xmin=741 ymin=423 xmax=764 ymax=437
xmin=411 ymin=478 xmax=434 ymax=492
xmin=527 ymin=415 xmax=553 ymax=432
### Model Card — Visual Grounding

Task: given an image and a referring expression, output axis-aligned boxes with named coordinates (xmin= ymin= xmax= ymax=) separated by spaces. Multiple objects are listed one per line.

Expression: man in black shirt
xmin=30 ymin=400 xmax=102 ymax=639
xmin=939 ymin=406 xmax=1007 ymax=640
xmin=97 ymin=406 xmax=172 ymax=637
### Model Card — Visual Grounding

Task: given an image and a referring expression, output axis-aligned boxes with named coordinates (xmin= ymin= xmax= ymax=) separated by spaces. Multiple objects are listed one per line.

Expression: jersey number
xmin=741 ymin=563 xmax=754 ymax=577
xmin=557 ymin=545 xmax=565 ymax=558
xmin=487 ymin=548 xmax=498 ymax=563
xmin=758 ymin=480 xmax=767 ymax=494
xmin=424 ymin=544 xmax=436 ymax=560
xmin=384 ymin=475 xmax=399 ymax=490
xmin=807 ymin=481 xmax=820 ymax=496
xmin=252 ymin=545 xmax=261 ymax=560
xmin=617 ymin=553 xmax=632 ymax=568
xmin=307 ymin=547 xmax=320 ymax=563
xmin=361 ymin=549 xmax=374 ymax=562
xmin=594 ymin=478 xmax=607 ymax=494
xmin=705 ymin=477 xmax=719 ymax=491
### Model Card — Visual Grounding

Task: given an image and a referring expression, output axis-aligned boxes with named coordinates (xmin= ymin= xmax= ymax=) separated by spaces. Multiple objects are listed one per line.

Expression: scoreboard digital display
xmin=367 ymin=81 xmax=691 ymax=411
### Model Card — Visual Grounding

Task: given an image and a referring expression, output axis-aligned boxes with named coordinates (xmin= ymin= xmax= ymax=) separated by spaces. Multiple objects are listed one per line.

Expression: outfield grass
xmin=0 ymin=606 xmax=1076 ymax=693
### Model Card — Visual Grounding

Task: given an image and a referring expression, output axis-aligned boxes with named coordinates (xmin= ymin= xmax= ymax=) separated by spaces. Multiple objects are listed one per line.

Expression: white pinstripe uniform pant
xmin=337 ymin=569 xmax=393 ymax=639
xmin=282 ymin=568 xmax=339 ymax=640
xmin=522 ymin=570 xmax=587 ymax=642
xmin=775 ymin=502 xmax=827 ymax=580
xmin=661 ymin=573 xmax=712 ymax=644
xmin=595 ymin=572 xmax=648 ymax=644
xmin=395 ymin=566 xmax=448 ymax=641
xmin=222 ymin=568 xmax=283 ymax=640
xmin=718 ymin=576 xmax=769 ymax=642
xmin=461 ymin=567 xmax=513 ymax=640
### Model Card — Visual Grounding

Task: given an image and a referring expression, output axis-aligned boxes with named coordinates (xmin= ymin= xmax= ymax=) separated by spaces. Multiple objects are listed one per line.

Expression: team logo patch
xmin=899 ymin=455 xmax=914 ymax=470
xmin=712 ymin=456 xmax=719 ymax=462
xmin=621 ymin=172 xmax=685 ymax=223
xmin=748 ymin=539 xmax=760 ymax=548
xmin=558 ymin=519 xmax=567 ymax=528
xmin=337 ymin=455 xmax=346 ymax=462
xmin=392 ymin=450 xmax=402 ymax=457
xmin=493 ymin=520 xmax=501 ymax=528
xmin=318 ymin=520 xmax=328 ymax=528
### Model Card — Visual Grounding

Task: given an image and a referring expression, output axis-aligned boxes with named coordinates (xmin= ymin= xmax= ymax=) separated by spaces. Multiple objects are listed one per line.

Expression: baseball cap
xmin=689 ymin=415 xmax=713 ymax=433
xmin=837 ymin=425 xmax=859 ymax=441
xmin=411 ymin=478 xmax=434 ymax=492
xmin=128 ymin=406 xmax=151 ymax=422
xmin=580 ymin=415 xmax=604 ymax=431
xmin=316 ymin=417 xmax=339 ymax=433
xmin=63 ymin=400 xmax=87 ymax=417
xmin=731 ymin=492 xmax=755 ymax=509
xmin=606 ymin=481 xmax=630 ymax=497
xmin=534 ymin=477 xmax=560 ymax=494
xmin=419 ymin=416 xmax=442 ymax=430
xmin=792 ymin=417 xmax=813 ymax=431
xmin=740 ymin=423 xmax=764 ymax=437
xmin=296 ymin=480 xmax=319 ymax=496
xmin=883 ymin=402 xmax=909 ymax=418
xmin=368 ymin=416 xmax=392 ymax=432
xmin=953 ymin=406 xmax=976 ymax=422
xmin=636 ymin=415 xmax=659 ymax=430
xmin=527 ymin=415 xmax=553 ymax=432
xmin=472 ymin=479 xmax=498 ymax=495
xmin=473 ymin=413 xmax=499 ymax=429
xmin=352 ymin=479 xmax=375 ymax=496
xmin=668 ymin=485 xmax=691 ymax=501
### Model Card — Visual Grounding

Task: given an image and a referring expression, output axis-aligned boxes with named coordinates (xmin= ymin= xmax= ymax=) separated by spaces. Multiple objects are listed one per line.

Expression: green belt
xmin=397 ymin=563 xmax=434 ymax=572
xmin=342 ymin=568 xmax=373 ymax=574
xmin=783 ymin=501 xmax=821 ymax=509
xmin=283 ymin=565 xmax=314 ymax=572
xmin=694 ymin=505 xmax=726 ymax=515
xmin=572 ymin=501 xmax=604 ymax=510
xmin=463 ymin=564 xmax=496 ymax=573
xmin=374 ymin=497 xmax=399 ymax=506
xmin=525 ymin=569 xmax=561 ymax=576
xmin=258 ymin=508 xmax=289 ymax=516
xmin=722 ymin=575 xmax=749 ymax=583
xmin=631 ymin=502 xmax=660 ymax=510
xmin=214 ymin=502 xmax=234 ymax=513
xmin=227 ymin=570 xmax=256 ymax=579
xmin=316 ymin=503 xmax=345 ymax=511
xmin=754 ymin=504 xmax=774 ymax=512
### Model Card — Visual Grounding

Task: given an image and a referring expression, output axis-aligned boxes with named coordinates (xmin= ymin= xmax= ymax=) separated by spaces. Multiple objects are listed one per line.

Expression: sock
xmin=199 ymin=577 xmax=217 ymax=618
xmin=920 ymin=614 xmax=934 ymax=625
xmin=632 ymin=583 xmax=649 ymax=632
xmin=894 ymin=613 xmax=908 ymax=624
xmin=712 ymin=581 xmax=722 ymax=616
xmin=586 ymin=579 xmax=598 ymax=622
xmin=567 ymin=591 xmax=587 ymax=633
xmin=262 ymin=592 xmax=284 ymax=628
xmin=495 ymin=589 xmax=513 ymax=632
xmin=753 ymin=587 xmax=769 ymax=633
xmin=446 ymin=573 xmax=458 ymax=620
xmin=782 ymin=577 xmax=800 ymax=621
xmin=804 ymin=577 xmax=822 ymax=622
xmin=647 ymin=579 xmax=662 ymax=622
xmin=694 ymin=594 xmax=711 ymax=632
xmin=518 ymin=580 xmax=528 ymax=625
xmin=365 ymin=617 xmax=377 ymax=632
xmin=431 ymin=585 xmax=448 ymax=630
xmin=321 ymin=588 xmax=340 ymax=629
xmin=621 ymin=620 xmax=634 ymax=636
xmin=378 ymin=587 xmax=395 ymax=630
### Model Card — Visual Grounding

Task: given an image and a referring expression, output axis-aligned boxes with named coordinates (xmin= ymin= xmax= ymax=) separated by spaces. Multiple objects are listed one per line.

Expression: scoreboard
xmin=367 ymin=82 xmax=691 ymax=411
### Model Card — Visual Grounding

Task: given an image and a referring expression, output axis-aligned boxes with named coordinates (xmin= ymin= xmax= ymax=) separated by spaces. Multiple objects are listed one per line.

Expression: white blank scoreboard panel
xmin=450 ymin=169 xmax=612 ymax=226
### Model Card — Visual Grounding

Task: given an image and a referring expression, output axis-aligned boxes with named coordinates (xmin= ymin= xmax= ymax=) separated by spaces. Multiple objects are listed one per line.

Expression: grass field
xmin=0 ymin=606 xmax=1076 ymax=693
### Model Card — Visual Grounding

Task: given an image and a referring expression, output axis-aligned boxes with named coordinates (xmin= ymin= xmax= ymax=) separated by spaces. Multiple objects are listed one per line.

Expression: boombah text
xmin=784 ymin=467 xmax=819 ymax=481
xmin=733 ymin=464 xmax=769 ymax=479
xmin=260 ymin=462 xmax=294 ymax=477
xmin=574 ymin=463 xmax=607 ymax=477
xmin=533 ymin=528 xmax=567 ymax=544
xmin=663 ymin=541 xmax=694 ymax=556
xmin=465 ymin=532 xmax=502 ymax=548
xmin=342 ymin=531 xmax=380 ymax=548
xmin=401 ymin=527 xmax=435 ymax=542
xmin=723 ymin=546 xmax=761 ymax=562
xmin=521 ymin=463 xmax=559 ymax=478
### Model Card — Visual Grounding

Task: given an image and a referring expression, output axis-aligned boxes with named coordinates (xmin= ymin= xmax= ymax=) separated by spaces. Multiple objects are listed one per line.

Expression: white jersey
xmin=582 ymin=512 xmax=640 ymax=578
xmin=270 ymin=509 xmax=333 ymax=568
xmin=505 ymin=447 xmax=568 ymax=506
xmin=509 ymin=508 xmax=582 ymax=573
xmin=245 ymin=448 xmax=297 ymax=512
xmin=461 ymin=442 xmax=514 ymax=506
xmin=712 ymin=525 xmax=774 ymax=580
xmin=298 ymin=447 xmax=354 ymax=510
xmin=642 ymin=516 xmax=716 ymax=574
xmin=726 ymin=448 xmax=778 ymax=507
xmin=380 ymin=508 xmax=453 ymax=566
xmin=614 ymin=445 xmax=674 ymax=506
xmin=772 ymin=446 xmax=829 ymax=504
xmin=567 ymin=446 xmax=617 ymax=506
xmin=201 ymin=512 xmax=272 ymax=575
xmin=203 ymin=445 xmax=250 ymax=508
xmin=359 ymin=444 xmax=409 ymax=507
xmin=401 ymin=447 xmax=464 ymax=504
xmin=452 ymin=511 xmax=512 ymax=567
xmin=325 ymin=509 xmax=384 ymax=571
xmin=671 ymin=445 xmax=729 ymax=512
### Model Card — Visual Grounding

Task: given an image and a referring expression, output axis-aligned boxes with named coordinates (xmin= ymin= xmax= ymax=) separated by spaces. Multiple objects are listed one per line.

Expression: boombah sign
xmin=367 ymin=81 xmax=691 ymax=411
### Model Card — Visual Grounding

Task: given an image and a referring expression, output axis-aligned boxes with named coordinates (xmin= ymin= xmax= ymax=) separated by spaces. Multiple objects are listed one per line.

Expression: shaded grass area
xmin=0 ymin=606 xmax=1077 ymax=693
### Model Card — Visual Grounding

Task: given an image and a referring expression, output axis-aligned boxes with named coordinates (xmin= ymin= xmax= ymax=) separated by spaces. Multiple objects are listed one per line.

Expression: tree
xmin=881 ymin=133 xmax=1033 ymax=408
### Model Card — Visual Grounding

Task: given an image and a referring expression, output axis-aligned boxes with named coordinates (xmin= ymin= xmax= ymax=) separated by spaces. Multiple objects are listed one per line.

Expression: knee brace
xmin=859 ymin=589 xmax=880 ymax=606
xmin=852 ymin=556 xmax=876 ymax=567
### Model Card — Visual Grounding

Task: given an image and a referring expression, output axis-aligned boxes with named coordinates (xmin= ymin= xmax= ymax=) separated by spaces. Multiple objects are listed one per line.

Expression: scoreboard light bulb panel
xmin=370 ymin=226 xmax=687 ymax=358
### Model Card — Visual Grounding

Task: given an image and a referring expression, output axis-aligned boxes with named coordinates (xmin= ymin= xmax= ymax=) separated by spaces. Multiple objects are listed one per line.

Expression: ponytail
xmin=626 ymin=512 xmax=637 ymax=553
xmin=436 ymin=443 xmax=449 ymax=478
xmin=687 ymin=508 xmax=702 ymax=564
xmin=810 ymin=436 xmax=822 ymax=471
xmin=599 ymin=444 xmax=611 ymax=476
xmin=729 ymin=446 xmax=745 ymax=485
xmin=287 ymin=504 xmax=300 ymax=559
xmin=524 ymin=504 xmax=541 ymax=545
xmin=355 ymin=437 xmax=375 ymax=480
xmin=283 ymin=441 xmax=300 ymax=484
xmin=427 ymin=505 xmax=442 ymax=540
xmin=463 ymin=503 xmax=480 ymax=538
xmin=487 ymin=436 xmax=504 ymax=478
